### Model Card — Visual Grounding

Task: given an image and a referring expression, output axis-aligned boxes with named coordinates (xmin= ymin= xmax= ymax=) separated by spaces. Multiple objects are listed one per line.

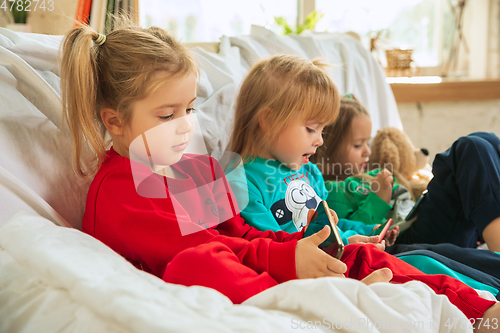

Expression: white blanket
xmin=0 ymin=212 xmax=470 ymax=333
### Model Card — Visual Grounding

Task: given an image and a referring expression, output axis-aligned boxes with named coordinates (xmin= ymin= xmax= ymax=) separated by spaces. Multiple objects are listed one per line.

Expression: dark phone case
xmin=314 ymin=201 xmax=345 ymax=259
xmin=405 ymin=190 xmax=428 ymax=221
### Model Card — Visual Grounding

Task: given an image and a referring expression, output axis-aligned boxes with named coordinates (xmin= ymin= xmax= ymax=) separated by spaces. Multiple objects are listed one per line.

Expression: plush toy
xmin=368 ymin=127 xmax=433 ymax=201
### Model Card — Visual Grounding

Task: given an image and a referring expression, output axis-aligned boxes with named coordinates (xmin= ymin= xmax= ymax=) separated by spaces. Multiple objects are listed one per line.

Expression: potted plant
xmin=2 ymin=2 xmax=31 ymax=32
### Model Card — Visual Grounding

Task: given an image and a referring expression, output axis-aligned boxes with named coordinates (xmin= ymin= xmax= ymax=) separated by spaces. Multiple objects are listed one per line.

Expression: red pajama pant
xmin=163 ymin=242 xmax=495 ymax=319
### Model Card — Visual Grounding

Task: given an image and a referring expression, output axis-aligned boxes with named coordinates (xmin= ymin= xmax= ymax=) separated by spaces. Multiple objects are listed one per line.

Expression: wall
xmin=399 ymin=100 xmax=500 ymax=164
xmin=0 ymin=0 xmax=77 ymax=35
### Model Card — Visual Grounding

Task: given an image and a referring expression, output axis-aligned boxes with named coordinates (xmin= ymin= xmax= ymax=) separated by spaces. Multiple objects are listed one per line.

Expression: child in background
xmin=60 ymin=23 xmax=359 ymax=306
xmin=227 ymin=54 xmax=499 ymax=324
xmin=310 ymin=95 xmax=402 ymax=240
xmin=228 ymin=56 xmax=385 ymax=248
xmin=312 ymin=96 xmax=500 ymax=253
xmin=311 ymin=95 xmax=500 ymax=295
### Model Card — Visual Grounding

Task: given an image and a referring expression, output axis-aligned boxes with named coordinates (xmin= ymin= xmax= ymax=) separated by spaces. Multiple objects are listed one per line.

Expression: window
xmin=139 ymin=0 xmax=297 ymax=42
xmin=315 ymin=0 xmax=456 ymax=69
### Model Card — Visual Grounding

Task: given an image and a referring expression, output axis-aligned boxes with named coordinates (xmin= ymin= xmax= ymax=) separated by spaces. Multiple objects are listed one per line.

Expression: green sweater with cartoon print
xmin=226 ymin=157 xmax=375 ymax=244
xmin=325 ymin=169 xmax=396 ymax=226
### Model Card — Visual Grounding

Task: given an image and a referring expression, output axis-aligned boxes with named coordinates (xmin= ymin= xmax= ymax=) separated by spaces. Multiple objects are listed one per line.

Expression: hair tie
xmin=344 ymin=93 xmax=353 ymax=99
xmin=94 ymin=33 xmax=106 ymax=47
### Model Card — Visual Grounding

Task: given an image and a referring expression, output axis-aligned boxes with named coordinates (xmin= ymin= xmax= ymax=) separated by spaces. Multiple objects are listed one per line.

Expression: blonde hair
xmin=310 ymin=95 xmax=370 ymax=180
xmin=230 ymin=55 xmax=340 ymax=161
xmin=60 ymin=23 xmax=197 ymax=178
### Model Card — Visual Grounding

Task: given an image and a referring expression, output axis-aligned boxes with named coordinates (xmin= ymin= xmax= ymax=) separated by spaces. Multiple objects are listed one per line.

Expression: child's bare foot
xmin=474 ymin=302 xmax=500 ymax=332
xmin=361 ymin=268 xmax=393 ymax=285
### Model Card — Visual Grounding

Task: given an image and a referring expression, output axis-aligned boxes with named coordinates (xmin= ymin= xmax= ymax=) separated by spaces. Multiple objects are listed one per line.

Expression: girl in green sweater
xmin=310 ymin=95 xmax=401 ymax=242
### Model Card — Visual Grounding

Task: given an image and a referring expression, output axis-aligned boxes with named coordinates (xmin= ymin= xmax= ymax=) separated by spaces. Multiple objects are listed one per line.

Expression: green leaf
xmin=274 ymin=16 xmax=293 ymax=35
xmin=274 ymin=10 xmax=324 ymax=35
xmin=301 ymin=10 xmax=323 ymax=32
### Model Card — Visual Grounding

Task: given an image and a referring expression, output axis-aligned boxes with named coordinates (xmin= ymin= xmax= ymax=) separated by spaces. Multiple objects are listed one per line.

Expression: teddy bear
xmin=368 ymin=127 xmax=433 ymax=201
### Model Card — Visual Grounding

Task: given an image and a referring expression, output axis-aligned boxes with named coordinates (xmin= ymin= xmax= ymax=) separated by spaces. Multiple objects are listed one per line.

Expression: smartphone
xmin=405 ymin=190 xmax=428 ymax=221
xmin=376 ymin=218 xmax=393 ymax=242
xmin=313 ymin=201 xmax=345 ymax=259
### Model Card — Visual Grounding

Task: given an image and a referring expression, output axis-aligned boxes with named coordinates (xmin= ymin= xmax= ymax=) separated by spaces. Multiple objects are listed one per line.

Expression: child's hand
xmin=296 ymin=225 xmax=347 ymax=279
xmin=371 ymin=169 xmax=393 ymax=203
xmin=329 ymin=209 xmax=339 ymax=225
xmin=370 ymin=224 xmax=400 ymax=247
xmin=384 ymin=225 xmax=400 ymax=247
xmin=347 ymin=235 xmax=385 ymax=251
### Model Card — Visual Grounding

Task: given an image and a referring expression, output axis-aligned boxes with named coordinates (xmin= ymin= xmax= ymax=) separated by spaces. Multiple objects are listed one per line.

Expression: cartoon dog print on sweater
xmin=270 ymin=179 xmax=321 ymax=231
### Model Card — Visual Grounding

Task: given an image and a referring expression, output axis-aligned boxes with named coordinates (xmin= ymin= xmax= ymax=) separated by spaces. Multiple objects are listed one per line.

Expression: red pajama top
xmin=82 ymin=148 xmax=303 ymax=283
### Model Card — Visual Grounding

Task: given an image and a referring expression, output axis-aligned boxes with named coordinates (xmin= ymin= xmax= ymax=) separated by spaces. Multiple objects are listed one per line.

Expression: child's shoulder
xmin=91 ymin=148 xmax=135 ymax=191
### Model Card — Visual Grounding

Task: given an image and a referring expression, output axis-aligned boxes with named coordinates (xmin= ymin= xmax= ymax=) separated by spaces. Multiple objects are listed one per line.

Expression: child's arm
xmin=228 ymin=178 xmax=299 ymax=233
xmin=337 ymin=218 xmax=377 ymax=236
xmin=213 ymin=159 xmax=304 ymax=242
xmin=216 ymin=213 xmax=305 ymax=242
xmin=95 ymin=170 xmax=302 ymax=284
xmin=330 ymin=175 xmax=392 ymax=226
xmin=347 ymin=194 xmax=392 ymax=225
xmin=371 ymin=169 xmax=393 ymax=204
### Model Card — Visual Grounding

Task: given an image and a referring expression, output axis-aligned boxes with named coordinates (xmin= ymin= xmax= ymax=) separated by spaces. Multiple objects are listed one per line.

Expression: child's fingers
xmin=374 ymin=240 xmax=386 ymax=251
xmin=329 ymin=209 xmax=339 ymax=225
xmin=365 ymin=235 xmax=380 ymax=243
xmin=382 ymin=168 xmax=393 ymax=176
xmin=348 ymin=234 xmax=379 ymax=244
xmin=385 ymin=226 xmax=400 ymax=246
xmin=307 ymin=225 xmax=330 ymax=246
xmin=325 ymin=256 xmax=347 ymax=275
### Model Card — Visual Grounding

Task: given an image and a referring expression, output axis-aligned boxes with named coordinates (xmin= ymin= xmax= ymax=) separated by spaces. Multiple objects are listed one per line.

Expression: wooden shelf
xmin=390 ymin=80 xmax=500 ymax=103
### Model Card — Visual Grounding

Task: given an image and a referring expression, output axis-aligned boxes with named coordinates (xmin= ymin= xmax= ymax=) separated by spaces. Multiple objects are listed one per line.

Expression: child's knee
xmin=455 ymin=134 xmax=497 ymax=157
xmin=163 ymin=242 xmax=236 ymax=282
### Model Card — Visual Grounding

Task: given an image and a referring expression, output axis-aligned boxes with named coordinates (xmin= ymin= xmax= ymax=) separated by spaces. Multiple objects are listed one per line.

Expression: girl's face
xmin=341 ymin=115 xmax=372 ymax=176
xmin=264 ymin=119 xmax=325 ymax=171
xmin=123 ymin=73 xmax=197 ymax=168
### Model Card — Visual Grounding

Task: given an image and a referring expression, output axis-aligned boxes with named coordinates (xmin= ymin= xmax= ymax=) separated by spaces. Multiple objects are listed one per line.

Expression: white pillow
xmin=0 ymin=29 xmax=88 ymax=229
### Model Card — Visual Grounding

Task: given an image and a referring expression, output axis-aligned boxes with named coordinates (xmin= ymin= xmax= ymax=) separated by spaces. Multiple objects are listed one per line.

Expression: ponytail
xmin=60 ymin=25 xmax=106 ymax=179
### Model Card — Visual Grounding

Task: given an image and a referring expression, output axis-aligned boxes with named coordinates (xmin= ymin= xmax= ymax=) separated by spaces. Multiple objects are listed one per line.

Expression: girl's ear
xmin=257 ymin=107 xmax=272 ymax=133
xmin=101 ymin=108 xmax=125 ymax=136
